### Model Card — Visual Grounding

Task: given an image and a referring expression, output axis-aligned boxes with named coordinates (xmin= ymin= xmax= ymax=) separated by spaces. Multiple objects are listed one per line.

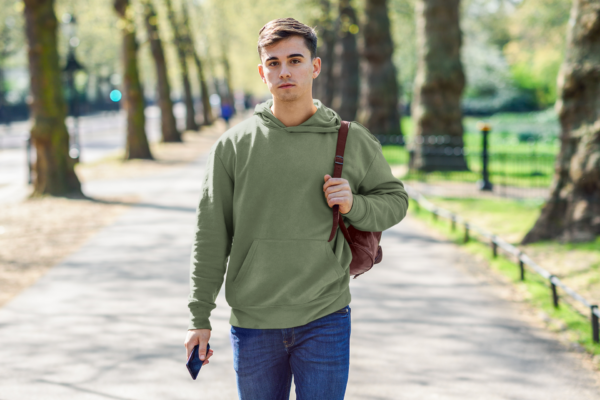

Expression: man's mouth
xmin=278 ymin=83 xmax=295 ymax=89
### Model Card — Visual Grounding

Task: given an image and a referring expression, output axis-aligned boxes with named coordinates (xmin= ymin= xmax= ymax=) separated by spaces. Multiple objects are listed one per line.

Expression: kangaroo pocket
xmin=232 ymin=239 xmax=346 ymax=307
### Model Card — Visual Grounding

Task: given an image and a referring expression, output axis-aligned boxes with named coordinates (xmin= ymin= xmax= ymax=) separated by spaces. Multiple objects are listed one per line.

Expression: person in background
xmin=220 ymin=101 xmax=234 ymax=128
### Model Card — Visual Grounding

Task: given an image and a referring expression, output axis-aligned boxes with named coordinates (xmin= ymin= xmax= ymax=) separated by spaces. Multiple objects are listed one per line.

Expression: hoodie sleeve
xmin=341 ymin=147 xmax=409 ymax=232
xmin=188 ymin=148 xmax=234 ymax=330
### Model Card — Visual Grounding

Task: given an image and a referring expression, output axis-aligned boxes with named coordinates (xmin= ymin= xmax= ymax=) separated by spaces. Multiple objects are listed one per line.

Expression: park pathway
xmin=1 ymin=140 xmax=599 ymax=399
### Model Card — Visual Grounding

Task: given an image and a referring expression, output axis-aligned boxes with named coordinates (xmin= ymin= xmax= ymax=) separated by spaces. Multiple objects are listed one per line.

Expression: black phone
xmin=186 ymin=343 xmax=210 ymax=380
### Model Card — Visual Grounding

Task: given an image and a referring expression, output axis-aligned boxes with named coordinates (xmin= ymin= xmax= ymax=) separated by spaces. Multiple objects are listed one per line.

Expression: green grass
xmin=385 ymin=112 xmax=559 ymax=188
xmin=409 ymin=197 xmax=600 ymax=355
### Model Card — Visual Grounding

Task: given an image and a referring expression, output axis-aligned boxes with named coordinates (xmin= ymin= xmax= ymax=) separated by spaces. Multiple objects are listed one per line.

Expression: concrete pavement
xmin=0 ymin=143 xmax=599 ymax=399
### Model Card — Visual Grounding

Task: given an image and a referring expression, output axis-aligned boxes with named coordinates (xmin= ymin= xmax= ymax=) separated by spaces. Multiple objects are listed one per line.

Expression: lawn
xmin=383 ymin=110 xmax=560 ymax=189
xmin=408 ymin=195 xmax=600 ymax=355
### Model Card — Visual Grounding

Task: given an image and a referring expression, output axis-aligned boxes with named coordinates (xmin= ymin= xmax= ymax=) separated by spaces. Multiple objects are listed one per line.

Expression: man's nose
xmin=279 ymin=64 xmax=291 ymax=79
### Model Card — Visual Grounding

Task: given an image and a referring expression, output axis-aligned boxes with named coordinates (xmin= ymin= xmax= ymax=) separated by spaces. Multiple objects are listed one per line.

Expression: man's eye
xmin=269 ymin=62 xmax=279 ymax=66
xmin=291 ymin=59 xmax=300 ymax=64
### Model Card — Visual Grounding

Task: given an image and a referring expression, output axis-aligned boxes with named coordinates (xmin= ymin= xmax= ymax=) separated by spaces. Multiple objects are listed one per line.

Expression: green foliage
xmin=503 ymin=0 xmax=572 ymax=107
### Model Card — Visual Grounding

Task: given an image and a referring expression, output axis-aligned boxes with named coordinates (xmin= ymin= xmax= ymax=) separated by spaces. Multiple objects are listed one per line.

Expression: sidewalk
xmin=0 ymin=136 xmax=598 ymax=399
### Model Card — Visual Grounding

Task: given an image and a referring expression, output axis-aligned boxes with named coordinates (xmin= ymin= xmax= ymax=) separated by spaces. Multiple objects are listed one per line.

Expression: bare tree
xmin=522 ymin=0 xmax=600 ymax=244
xmin=23 ymin=0 xmax=81 ymax=196
xmin=114 ymin=0 xmax=153 ymax=159
xmin=359 ymin=0 xmax=402 ymax=140
xmin=411 ymin=0 xmax=467 ymax=171
xmin=143 ymin=0 xmax=181 ymax=142
xmin=164 ymin=0 xmax=198 ymax=131
xmin=332 ymin=0 xmax=359 ymax=121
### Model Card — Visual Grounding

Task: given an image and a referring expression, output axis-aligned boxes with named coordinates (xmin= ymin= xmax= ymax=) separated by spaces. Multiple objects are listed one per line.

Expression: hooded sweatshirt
xmin=188 ymin=99 xmax=409 ymax=330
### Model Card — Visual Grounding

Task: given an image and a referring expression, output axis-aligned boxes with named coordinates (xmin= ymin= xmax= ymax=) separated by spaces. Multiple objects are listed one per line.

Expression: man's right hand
xmin=185 ymin=329 xmax=214 ymax=365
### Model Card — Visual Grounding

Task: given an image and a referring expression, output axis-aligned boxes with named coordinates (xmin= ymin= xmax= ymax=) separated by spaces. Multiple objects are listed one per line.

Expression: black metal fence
xmin=377 ymin=135 xmax=556 ymax=199
xmin=407 ymin=185 xmax=600 ymax=343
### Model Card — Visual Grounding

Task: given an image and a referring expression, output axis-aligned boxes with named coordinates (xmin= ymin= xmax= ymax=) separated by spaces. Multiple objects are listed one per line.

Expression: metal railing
xmin=405 ymin=184 xmax=600 ymax=343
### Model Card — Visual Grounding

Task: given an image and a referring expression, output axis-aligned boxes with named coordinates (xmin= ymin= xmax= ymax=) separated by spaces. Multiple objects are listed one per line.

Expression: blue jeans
xmin=230 ymin=305 xmax=351 ymax=400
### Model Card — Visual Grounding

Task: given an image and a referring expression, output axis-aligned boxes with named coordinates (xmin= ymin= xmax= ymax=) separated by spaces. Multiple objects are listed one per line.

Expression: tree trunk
xmin=144 ymin=0 xmax=181 ymax=143
xmin=332 ymin=0 xmax=359 ymax=121
xmin=359 ymin=0 xmax=402 ymax=141
xmin=522 ymin=0 xmax=600 ymax=244
xmin=179 ymin=1 xmax=213 ymax=125
xmin=313 ymin=0 xmax=336 ymax=108
xmin=164 ymin=0 xmax=198 ymax=131
xmin=221 ymin=48 xmax=235 ymax=109
xmin=411 ymin=0 xmax=467 ymax=171
xmin=115 ymin=0 xmax=153 ymax=160
xmin=193 ymin=53 xmax=213 ymax=125
xmin=23 ymin=0 xmax=82 ymax=196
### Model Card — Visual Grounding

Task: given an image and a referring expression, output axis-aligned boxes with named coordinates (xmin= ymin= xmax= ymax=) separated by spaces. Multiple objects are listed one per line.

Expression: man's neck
xmin=270 ymin=95 xmax=318 ymax=127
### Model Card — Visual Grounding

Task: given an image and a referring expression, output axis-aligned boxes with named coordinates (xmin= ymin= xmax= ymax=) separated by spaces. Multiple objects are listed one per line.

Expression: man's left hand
xmin=323 ymin=174 xmax=353 ymax=214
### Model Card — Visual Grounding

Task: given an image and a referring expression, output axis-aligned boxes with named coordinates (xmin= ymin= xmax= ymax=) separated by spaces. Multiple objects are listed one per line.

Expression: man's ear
xmin=258 ymin=63 xmax=266 ymax=84
xmin=312 ymin=57 xmax=322 ymax=79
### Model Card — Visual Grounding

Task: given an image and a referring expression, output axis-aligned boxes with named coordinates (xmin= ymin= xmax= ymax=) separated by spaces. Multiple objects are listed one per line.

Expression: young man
xmin=184 ymin=18 xmax=408 ymax=399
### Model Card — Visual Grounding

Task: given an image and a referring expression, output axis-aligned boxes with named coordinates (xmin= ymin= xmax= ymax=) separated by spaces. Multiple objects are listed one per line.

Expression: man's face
xmin=258 ymin=35 xmax=321 ymax=103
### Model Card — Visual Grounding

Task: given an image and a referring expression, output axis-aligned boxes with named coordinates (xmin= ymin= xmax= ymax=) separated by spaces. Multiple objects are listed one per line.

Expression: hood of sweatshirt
xmin=253 ymin=98 xmax=341 ymax=134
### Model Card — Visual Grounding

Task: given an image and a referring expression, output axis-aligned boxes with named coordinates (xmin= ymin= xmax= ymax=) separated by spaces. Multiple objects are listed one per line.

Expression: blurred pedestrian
xmin=221 ymin=101 xmax=234 ymax=128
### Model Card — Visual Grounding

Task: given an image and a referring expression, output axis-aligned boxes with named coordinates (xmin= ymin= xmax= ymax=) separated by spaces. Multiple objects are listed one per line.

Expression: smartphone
xmin=186 ymin=343 xmax=210 ymax=380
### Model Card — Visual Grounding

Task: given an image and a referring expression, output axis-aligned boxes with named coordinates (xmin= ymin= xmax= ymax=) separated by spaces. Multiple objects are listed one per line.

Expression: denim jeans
xmin=230 ymin=305 xmax=351 ymax=400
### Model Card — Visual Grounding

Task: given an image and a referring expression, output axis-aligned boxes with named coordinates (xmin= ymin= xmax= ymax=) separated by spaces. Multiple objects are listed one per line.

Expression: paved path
xmin=1 ymin=148 xmax=599 ymax=399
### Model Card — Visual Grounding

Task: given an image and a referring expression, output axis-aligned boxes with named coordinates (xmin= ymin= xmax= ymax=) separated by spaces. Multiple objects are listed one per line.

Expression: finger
xmin=327 ymin=197 xmax=348 ymax=208
xmin=325 ymin=183 xmax=350 ymax=196
xmin=324 ymin=174 xmax=331 ymax=182
xmin=206 ymin=349 xmax=214 ymax=360
xmin=198 ymin=339 xmax=208 ymax=361
xmin=323 ymin=177 xmax=345 ymax=191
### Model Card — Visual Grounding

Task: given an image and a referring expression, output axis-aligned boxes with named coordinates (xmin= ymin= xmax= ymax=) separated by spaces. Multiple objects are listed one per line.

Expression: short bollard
xmin=451 ymin=215 xmax=456 ymax=231
xmin=518 ymin=253 xmax=525 ymax=281
xmin=464 ymin=223 xmax=470 ymax=243
xmin=550 ymin=275 xmax=559 ymax=308
xmin=491 ymin=237 xmax=498 ymax=258
xmin=591 ymin=305 xmax=599 ymax=343
xmin=432 ymin=209 xmax=438 ymax=221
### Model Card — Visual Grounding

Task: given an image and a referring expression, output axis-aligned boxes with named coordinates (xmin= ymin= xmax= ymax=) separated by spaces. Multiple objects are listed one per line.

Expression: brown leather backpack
xmin=327 ymin=121 xmax=383 ymax=279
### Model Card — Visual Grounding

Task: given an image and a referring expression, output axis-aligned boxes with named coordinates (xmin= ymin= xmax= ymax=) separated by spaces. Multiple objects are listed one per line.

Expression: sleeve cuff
xmin=188 ymin=309 xmax=212 ymax=330
xmin=341 ymin=194 xmax=366 ymax=222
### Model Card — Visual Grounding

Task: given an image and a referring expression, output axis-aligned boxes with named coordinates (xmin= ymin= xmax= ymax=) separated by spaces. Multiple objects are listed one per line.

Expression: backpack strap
xmin=328 ymin=121 xmax=354 ymax=245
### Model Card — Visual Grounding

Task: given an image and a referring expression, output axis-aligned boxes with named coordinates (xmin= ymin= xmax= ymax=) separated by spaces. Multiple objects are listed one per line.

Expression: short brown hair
xmin=257 ymin=18 xmax=318 ymax=60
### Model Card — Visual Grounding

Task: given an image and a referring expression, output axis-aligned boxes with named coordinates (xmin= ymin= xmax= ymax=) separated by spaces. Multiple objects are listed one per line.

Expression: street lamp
xmin=61 ymin=13 xmax=84 ymax=162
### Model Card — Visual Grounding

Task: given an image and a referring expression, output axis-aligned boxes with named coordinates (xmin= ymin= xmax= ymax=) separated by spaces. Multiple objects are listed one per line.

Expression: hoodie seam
xmin=215 ymin=152 xmax=234 ymax=182
xmin=356 ymin=150 xmax=379 ymax=190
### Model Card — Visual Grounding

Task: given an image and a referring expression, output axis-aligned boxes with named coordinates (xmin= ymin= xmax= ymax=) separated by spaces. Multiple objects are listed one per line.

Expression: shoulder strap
xmin=327 ymin=121 xmax=353 ymax=244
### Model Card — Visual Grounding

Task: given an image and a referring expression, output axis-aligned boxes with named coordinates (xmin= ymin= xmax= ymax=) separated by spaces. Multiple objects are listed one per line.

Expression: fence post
xmin=549 ymin=275 xmax=559 ymax=308
xmin=478 ymin=122 xmax=493 ymax=191
xmin=464 ymin=223 xmax=469 ymax=243
xmin=518 ymin=252 xmax=525 ymax=281
xmin=591 ymin=305 xmax=599 ymax=344
xmin=491 ymin=236 xmax=498 ymax=258
xmin=451 ymin=214 xmax=456 ymax=231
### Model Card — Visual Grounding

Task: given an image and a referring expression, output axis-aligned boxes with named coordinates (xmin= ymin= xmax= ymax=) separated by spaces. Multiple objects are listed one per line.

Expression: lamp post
xmin=477 ymin=121 xmax=493 ymax=191
xmin=61 ymin=13 xmax=84 ymax=162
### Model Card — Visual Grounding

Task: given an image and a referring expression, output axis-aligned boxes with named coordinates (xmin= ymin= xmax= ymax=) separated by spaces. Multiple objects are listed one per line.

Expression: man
xmin=184 ymin=18 xmax=408 ymax=399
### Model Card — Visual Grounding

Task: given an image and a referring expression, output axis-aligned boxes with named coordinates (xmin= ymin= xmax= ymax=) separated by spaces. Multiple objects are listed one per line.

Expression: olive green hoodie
xmin=188 ymin=99 xmax=409 ymax=330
